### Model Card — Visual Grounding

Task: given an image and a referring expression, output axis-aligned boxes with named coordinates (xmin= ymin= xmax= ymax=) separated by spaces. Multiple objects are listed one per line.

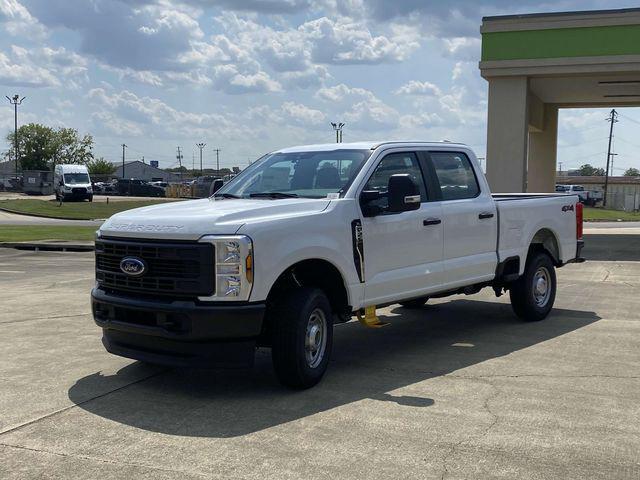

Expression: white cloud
xmin=315 ymin=83 xmax=374 ymax=102
xmin=281 ymin=101 xmax=325 ymax=125
xmin=442 ymin=37 xmax=481 ymax=61
xmin=301 ymin=16 xmax=419 ymax=64
xmin=87 ymin=88 xmax=238 ymax=138
xmin=394 ymin=80 xmax=441 ymax=96
xmin=212 ymin=64 xmax=282 ymax=94
xmin=0 ymin=45 xmax=87 ymax=88
xmin=0 ymin=0 xmax=45 ymax=38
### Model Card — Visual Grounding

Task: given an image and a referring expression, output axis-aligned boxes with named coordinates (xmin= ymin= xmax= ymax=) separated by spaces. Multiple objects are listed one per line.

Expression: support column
xmin=527 ymin=104 xmax=558 ymax=193
xmin=485 ymin=76 xmax=529 ymax=193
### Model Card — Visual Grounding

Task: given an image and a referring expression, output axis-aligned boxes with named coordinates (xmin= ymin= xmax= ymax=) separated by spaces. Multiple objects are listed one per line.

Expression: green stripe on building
xmin=482 ymin=24 xmax=640 ymax=61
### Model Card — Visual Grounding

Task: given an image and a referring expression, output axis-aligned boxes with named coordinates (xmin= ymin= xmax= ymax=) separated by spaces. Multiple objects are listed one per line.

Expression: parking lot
xmin=1 ymin=232 xmax=639 ymax=479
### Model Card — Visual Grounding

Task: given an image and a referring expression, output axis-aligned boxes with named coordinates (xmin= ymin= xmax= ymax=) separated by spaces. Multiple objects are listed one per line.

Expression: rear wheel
xmin=509 ymin=251 xmax=556 ymax=321
xmin=399 ymin=297 xmax=429 ymax=308
xmin=270 ymin=287 xmax=333 ymax=389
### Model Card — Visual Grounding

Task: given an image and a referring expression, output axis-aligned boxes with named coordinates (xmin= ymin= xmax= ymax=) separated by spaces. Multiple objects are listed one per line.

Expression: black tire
xmin=509 ymin=251 xmax=556 ymax=321
xmin=399 ymin=297 xmax=429 ymax=308
xmin=270 ymin=287 xmax=333 ymax=389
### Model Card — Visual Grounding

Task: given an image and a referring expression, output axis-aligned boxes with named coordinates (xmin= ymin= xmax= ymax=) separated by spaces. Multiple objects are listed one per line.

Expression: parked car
xmin=93 ymin=141 xmax=584 ymax=388
xmin=54 ymin=164 xmax=93 ymax=202
xmin=116 ymin=178 xmax=165 ymax=197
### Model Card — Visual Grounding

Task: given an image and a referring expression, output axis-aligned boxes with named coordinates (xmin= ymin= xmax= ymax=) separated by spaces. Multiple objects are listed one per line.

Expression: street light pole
xmin=6 ymin=94 xmax=25 ymax=177
xmin=330 ymin=122 xmax=345 ymax=143
xmin=196 ymin=143 xmax=206 ymax=175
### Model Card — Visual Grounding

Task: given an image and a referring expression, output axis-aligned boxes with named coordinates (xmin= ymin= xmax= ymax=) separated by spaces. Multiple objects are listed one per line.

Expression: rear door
xmin=360 ymin=150 xmax=444 ymax=304
xmin=425 ymin=151 xmax=497 ymax=287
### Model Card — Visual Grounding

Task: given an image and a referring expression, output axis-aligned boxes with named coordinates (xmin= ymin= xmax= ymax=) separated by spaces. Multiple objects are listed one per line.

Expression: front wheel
xmin=270 ymin=287 xmax=333 ymax=389
xmin=509 ymin=251 xmax=556 ymax=321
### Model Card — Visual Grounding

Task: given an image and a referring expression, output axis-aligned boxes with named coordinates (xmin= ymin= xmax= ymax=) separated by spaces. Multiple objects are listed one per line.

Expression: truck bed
xmin=495 ymin=193 xmax=579 ymax=274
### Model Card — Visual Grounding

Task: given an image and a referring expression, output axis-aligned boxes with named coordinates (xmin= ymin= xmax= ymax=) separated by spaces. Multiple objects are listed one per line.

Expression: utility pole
xmin=176 ymin=146 xmax=183 ymax=170
xmin=603 ymin=109 xmax=618 ymax=207
xmin=6 ymin=94 xmax=25 ymax=177
xmin=331 ymin=122 xmax=345 ymax=143
xmin=192 ymin=152 xmax=195 ymax=175
xmin=196 ymin=143 xmax=206 ymax=175
xmin=141 ymin=156 xmax=145 ymax=164
xmin=121 ymin=144 xmax=127 ymax=178
xmin=559 ymin=162 xmax=563 ymax=175
xmin=212 ymin=148 xmax=220 ymax=175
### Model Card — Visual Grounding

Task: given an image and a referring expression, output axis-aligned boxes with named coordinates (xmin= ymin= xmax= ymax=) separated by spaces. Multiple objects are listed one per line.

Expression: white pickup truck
xmin=92 ymin=141 xmax=584 ymax=388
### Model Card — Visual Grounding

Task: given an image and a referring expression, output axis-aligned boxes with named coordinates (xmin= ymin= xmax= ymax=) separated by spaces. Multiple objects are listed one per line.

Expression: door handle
xmin=478 ymin=212 xmax=494 ymax=220
xmin=423 ymin=218 xmax=441 ymax=226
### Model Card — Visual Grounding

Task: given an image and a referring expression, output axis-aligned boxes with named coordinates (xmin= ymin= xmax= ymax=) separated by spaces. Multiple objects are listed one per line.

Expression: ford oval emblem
xmin=120 ymin=257 xmax=146 ymax=277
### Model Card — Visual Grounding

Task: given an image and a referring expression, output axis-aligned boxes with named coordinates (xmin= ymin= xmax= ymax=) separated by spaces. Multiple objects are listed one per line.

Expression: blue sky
xmin=1 ymin=0 xmax=640 ymax=173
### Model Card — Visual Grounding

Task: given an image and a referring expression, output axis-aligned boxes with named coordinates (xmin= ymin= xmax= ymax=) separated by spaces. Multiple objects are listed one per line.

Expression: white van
xmin=54 ymin=164 xmax=93 ymax=202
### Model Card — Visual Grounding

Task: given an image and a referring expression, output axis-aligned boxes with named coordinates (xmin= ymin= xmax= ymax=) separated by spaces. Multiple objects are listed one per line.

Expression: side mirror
xmin=211 ymin=179 xmax=224 ymax=195
xmin=387 ymin=174 xmax=420 ymax=213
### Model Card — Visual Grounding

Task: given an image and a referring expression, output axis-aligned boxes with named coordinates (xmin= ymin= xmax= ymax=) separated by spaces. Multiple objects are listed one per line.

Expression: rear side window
xmin=430 ymin=152 xmax=479 ymax=200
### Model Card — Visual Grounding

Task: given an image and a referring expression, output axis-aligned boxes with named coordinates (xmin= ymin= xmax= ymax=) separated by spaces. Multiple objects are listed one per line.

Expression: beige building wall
xmin=485 ymin=76 xmax=529 ymax=193
xmin=527 ymin=104 xmax=558 ymax=192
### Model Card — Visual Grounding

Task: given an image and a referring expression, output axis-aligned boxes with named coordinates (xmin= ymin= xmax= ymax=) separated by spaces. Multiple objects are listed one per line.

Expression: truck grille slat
xmin=95 ymin=239 xmax=214 ymax=298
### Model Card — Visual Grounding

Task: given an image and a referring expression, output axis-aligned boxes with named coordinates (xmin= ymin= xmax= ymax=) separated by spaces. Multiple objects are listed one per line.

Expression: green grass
xmin=0 ymin=226 xmax=97 ymax=242
xmin=584 ymin=207 xmax=640 ymax=222
xmin=0 ymin=199 xmax=178 ymax=220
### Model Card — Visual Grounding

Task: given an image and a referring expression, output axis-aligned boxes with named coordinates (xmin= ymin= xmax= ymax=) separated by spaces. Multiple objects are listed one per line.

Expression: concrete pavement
xmin=0 ymin=234 xmax=638 ymax=479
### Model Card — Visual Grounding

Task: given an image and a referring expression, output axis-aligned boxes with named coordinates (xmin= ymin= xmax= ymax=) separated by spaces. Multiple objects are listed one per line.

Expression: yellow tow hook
xmin=356 ymin=305 xmax=389 ymax=328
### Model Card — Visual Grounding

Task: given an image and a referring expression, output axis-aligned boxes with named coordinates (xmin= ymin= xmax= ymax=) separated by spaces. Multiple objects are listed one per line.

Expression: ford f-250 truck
xmin=92 ymin=141 xmax=584 ymax=389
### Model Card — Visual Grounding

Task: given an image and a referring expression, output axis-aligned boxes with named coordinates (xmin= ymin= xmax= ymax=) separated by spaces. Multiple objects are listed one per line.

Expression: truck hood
xmin=99 ymin=197 xmax=331 ymax=240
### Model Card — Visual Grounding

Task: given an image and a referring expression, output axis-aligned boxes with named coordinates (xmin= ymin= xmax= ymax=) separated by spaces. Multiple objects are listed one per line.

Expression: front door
xmin=360 ymin=151 xmax=444 ymax=305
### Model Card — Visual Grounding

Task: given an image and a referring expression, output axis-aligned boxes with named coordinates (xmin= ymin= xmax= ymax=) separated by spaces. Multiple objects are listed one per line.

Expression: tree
xmin=576 ymin=164 xmax=605 ymax=176
xmin=5 ymin=123 xmax=94 ymax=171
xmin=623 ymin=167 xmax=640 ymax=177
xmin=87 ymin=157 xmax=116 ymax=175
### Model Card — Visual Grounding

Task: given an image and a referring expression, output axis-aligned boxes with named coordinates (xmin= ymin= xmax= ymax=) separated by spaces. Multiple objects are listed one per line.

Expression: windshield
xmin=555 ymin=185 xmax=568 ymax=192
xmin=63 ymin=173 xmax=90 ymax=184
xmin=215 ymin=149 xmax=371 ymax=199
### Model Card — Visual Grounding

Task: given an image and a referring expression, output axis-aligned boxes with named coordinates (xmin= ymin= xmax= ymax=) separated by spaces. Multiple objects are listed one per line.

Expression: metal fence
xmin=604 ymin=192 xmax=640 ymax=212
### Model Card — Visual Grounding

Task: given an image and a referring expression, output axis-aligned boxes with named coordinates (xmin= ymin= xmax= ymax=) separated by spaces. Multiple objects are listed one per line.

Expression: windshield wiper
xmin=214 ymin=193 xmax=241 ymax=199
xmin=249 ymin=192 xmax=299 ymax=199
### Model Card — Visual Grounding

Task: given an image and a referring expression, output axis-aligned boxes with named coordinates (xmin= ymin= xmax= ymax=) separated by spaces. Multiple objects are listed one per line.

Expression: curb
xmin=0 ymin=242 xmax=94 ymax=252
xmin=0 ymin=205 xmax=102 ymax=221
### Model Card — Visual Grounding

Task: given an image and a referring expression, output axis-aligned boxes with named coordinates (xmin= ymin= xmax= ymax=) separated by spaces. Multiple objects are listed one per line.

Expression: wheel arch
xmin=266 ymin=258 xmax=351 ymax=319
xmin=529 ymin=227 xmax=561 ymax=266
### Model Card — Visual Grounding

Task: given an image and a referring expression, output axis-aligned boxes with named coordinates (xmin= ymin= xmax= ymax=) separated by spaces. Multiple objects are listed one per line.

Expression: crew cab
xmin=92 ymin=141 xmax=584 ymax=389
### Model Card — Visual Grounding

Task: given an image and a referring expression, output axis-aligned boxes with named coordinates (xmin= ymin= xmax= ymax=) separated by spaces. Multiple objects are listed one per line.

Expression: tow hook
xmin=356 ymin=305 xmax=389 ymax=328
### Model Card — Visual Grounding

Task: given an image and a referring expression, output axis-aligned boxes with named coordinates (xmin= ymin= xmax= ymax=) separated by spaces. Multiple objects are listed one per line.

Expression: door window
xmin=363 ymin=152 xmax=426 ymax=211
xmin=431 ymin=152 xmax=479 ymax=200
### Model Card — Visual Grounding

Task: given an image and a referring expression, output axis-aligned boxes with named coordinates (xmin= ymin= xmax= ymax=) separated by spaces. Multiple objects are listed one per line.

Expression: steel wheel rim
xmin=304 ymin=308 xmax=327 ymax=369
xmin=533 ymin=266 xmax=551 ymax=307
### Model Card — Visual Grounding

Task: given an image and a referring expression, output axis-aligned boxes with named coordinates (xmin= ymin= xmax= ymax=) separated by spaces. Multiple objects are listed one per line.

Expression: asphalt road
xmin=0 ymin=233 xmax=638 ymax=479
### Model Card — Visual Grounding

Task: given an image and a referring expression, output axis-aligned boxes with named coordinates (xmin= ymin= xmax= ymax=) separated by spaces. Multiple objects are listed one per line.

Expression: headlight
xmin=87 ymin=186 xmax=93 ymax=192
xmin=198 ymin=235 xmax=253 ymax=301
xmin=64 ymin=186 xmax=72 ymax=191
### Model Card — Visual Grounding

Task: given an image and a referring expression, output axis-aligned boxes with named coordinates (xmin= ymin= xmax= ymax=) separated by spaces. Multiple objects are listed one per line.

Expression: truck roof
xmin=276 ymin=141 xmax=469 ymax=153
xmin=56 ymin=164 xmax=89 ymax=173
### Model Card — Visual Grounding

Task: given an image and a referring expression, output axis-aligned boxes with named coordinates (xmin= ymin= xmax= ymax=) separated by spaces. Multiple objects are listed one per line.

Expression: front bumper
xmin=91 ymin=287 xmax=265 ymax=367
